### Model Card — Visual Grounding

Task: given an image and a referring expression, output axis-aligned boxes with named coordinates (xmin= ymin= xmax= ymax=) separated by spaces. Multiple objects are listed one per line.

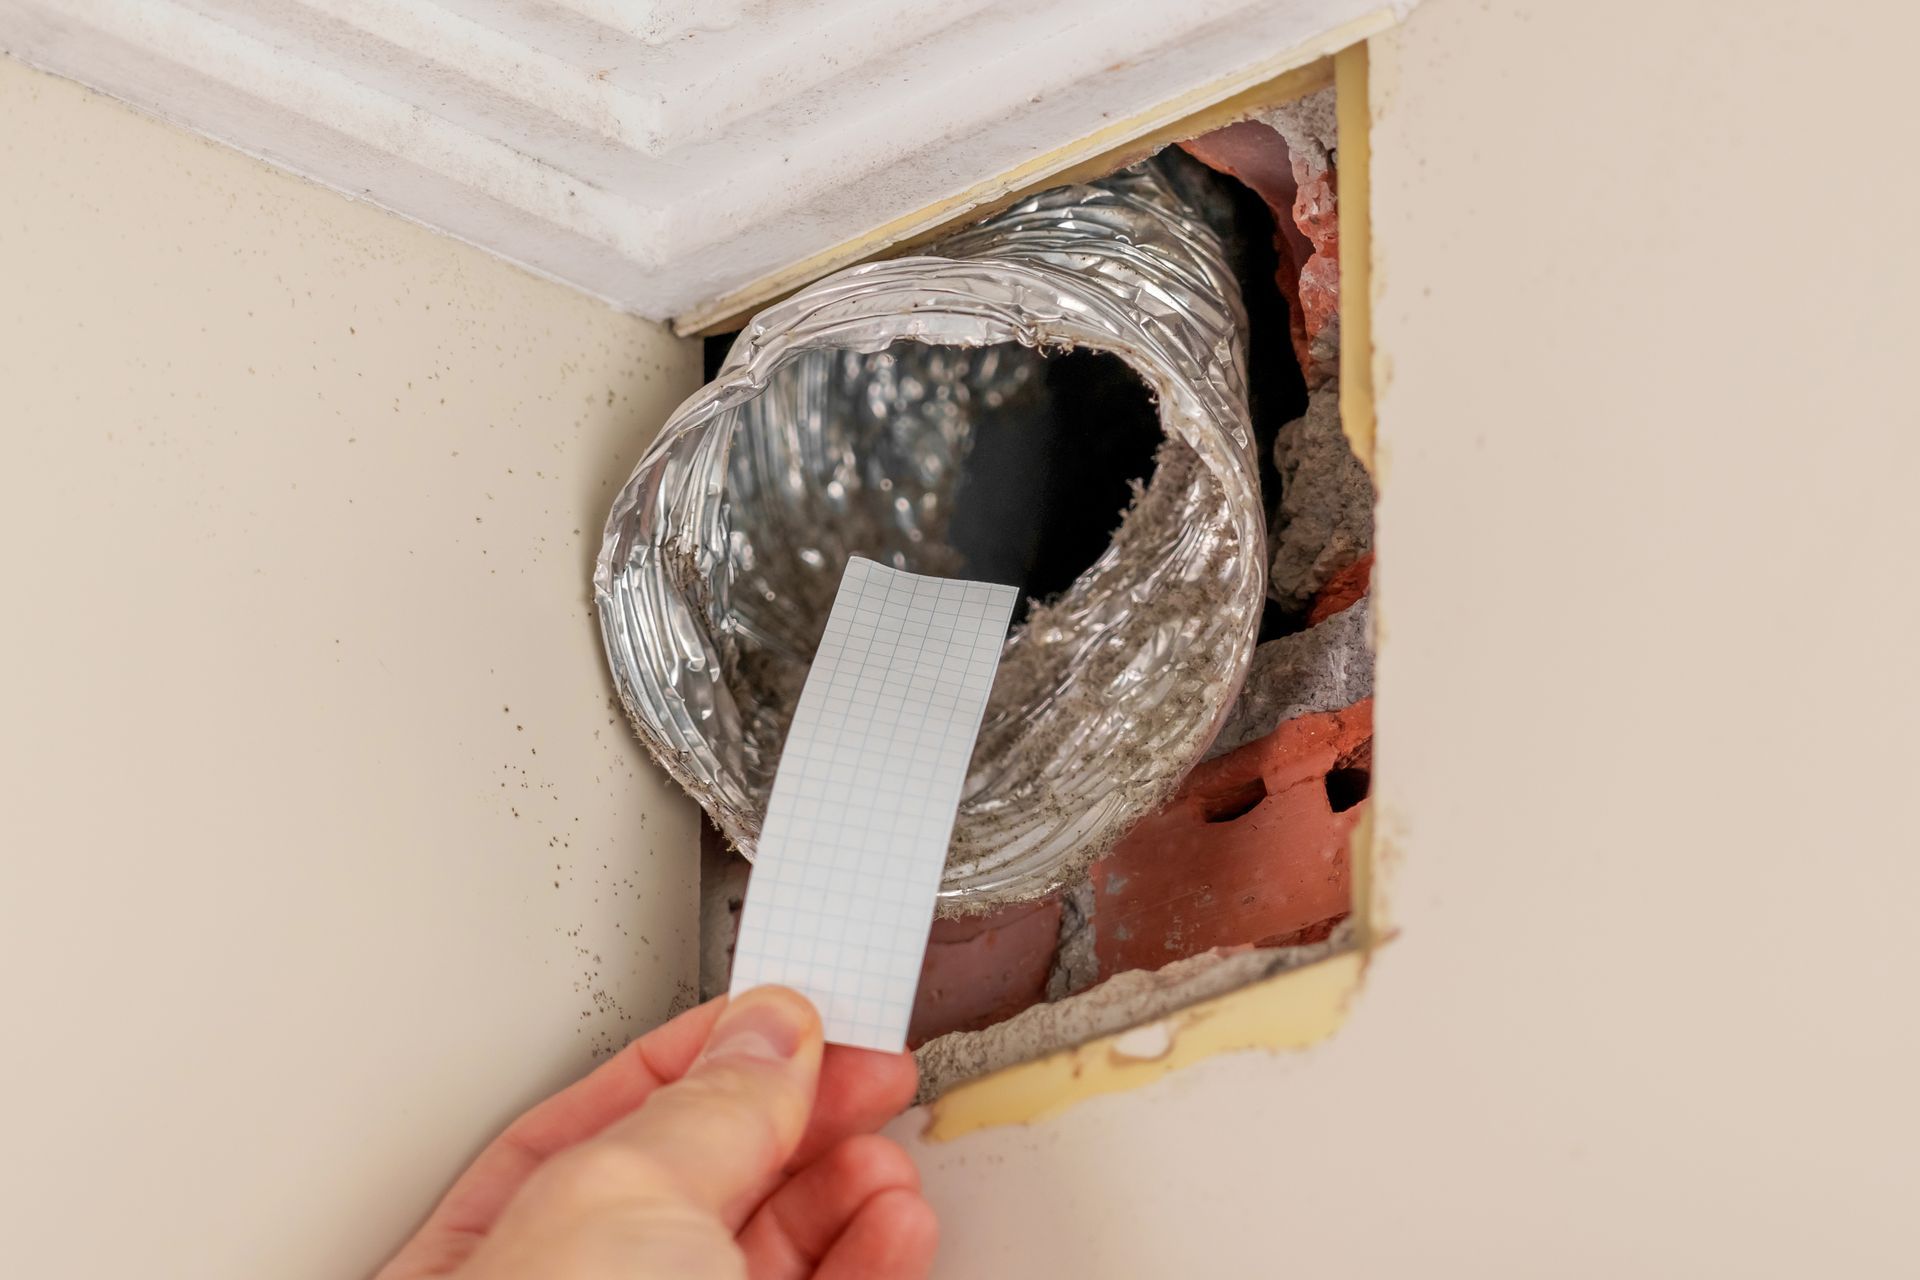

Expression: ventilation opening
xmin=947 ymin=348 xmax=1161 ymax=624
xmin=697 ymin=75 xmax=1377 ymax=1106
xmin=701 ymin=335 xmax=1163 ymax=632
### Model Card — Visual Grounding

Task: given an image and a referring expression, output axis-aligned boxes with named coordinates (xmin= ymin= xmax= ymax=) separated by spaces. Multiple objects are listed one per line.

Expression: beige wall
xmin=0 ymin=60 xmax=701 ymax=1278
xmin=890 ymin=1 xmax=1920 ymax=1274
xmin=8 ymin=0 xmax=1920 ymax=1273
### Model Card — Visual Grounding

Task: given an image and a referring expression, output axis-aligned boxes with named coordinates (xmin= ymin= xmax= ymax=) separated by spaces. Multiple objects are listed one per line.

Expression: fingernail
xmin=702 ymin=990 xmax=809 ymax=1064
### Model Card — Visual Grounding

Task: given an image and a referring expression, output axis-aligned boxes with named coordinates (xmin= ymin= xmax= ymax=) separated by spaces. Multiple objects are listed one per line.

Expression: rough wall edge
xmin=915 ymin=39 xmax=1390 ymax=1138
xmin=1336 ymin=43 xmax=1388 ymax=942
xmin=1335 ymin=41 xmax=1377 ymax=475
xmin=671 ymin=8 xmax=1400 ymax=337
xmin=925 ymin=949 xmax=1370 ymax=1141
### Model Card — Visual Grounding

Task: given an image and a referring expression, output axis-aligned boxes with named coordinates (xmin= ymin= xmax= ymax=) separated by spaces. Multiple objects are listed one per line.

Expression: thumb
xmin=599 ymin=984 xmax=826 ymax=1220
xmin=464 ymin=988 xmax=826 ymax=1280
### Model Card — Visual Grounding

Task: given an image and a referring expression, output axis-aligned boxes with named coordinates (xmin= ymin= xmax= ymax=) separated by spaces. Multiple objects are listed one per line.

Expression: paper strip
xmin=727 ymin=557 xmax=1017 ymax=1051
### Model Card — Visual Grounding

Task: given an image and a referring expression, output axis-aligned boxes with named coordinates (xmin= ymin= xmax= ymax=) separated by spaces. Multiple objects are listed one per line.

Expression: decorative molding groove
xmin=0 ymin=0 xmax=1405 ymax=323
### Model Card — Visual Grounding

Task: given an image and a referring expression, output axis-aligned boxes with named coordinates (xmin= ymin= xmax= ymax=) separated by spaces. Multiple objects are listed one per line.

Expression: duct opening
xmin=699 ymin=341 xmax=1164 ymax=636
xmin=687 ymin=81 xmax=1373 ymax=1103
xmin=707 ymin=338 xmax=1163 ymax=635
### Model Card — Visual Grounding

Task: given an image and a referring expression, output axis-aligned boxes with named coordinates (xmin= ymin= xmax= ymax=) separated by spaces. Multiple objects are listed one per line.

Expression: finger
xmin=527 ymin=986 xmax=825 ymax=1227
xmin=790 ymin=1046 xmax=919 ymax=1171
xmin=705 ymin=1034 xmax=918 ymax=1244
xmin=813 ymin=1186 xmax=939 ymax=1280
xmin=376 ymin=997 xmax=728 ymax=1279
xmin=738 ymin=1134 xmax=921 ymax=1280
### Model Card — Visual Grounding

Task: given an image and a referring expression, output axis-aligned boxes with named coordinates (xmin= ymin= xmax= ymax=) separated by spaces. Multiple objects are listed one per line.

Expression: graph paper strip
xmin=727 ymin=557 xmax=1018 ymax=1051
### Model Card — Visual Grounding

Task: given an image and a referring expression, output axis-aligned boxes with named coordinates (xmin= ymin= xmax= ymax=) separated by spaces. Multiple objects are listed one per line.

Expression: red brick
xmin=1284 ymin=127 xmax=1340 ymax=383
xmin=1180 ymin=122 xmax=1315 ymax=376
xmin=1183 ymin=119 xmax=1340 ymax=386
xmin=1307 ymin=552 xmax=1373 ymax=625
xmin=1090 ymin=701 xmax=1372 ymax=976
xmin=907 ymin=897 xmax=1061 ymax=1048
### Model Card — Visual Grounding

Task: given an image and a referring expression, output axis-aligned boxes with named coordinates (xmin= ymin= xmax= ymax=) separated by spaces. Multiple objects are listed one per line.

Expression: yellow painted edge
xmin=925 ymin=949 xmax=1368 ymax=1142
xmin=1335 ymin=41 xmax=1375 ymax=474
xmin=1336 ymin=44 xmax=1386 ymax=937
xmin=1350 ymin=804 xmax=1380 ymax=949
xmin=673 ymin=8 xmax=1400 ymax=336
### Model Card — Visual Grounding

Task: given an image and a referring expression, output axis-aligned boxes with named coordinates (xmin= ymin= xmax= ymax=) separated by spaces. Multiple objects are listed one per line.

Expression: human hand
xmin=376 ymin=987 xmax=935 ymax=1280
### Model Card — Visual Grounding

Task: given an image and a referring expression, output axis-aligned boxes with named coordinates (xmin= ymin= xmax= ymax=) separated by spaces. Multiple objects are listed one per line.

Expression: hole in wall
xmin=693 ymin=77 xmax=1377 ymax=1104
xmin=1324 ymin=766 xmax=1369 ymax=813
xmin=907 ymin=95 xmax=1375 ymax=1100
xmin=1201 ymin=777 xmax=1269 ymax=823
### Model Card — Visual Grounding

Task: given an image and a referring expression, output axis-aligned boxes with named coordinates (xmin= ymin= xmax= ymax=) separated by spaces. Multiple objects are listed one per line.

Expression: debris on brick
xmin=913 ymin=924 xmax=1354 ymax=1104
xmin=1045 ymin=877 xmax=1099 ymax=1001
xmin=1268 ymin=382 xmax=1373 ymax=612
xmin=1307 ymin=551 xmax=1373 ymax=625
xmin=1209 ymin=594 xmax=1371 ymax=760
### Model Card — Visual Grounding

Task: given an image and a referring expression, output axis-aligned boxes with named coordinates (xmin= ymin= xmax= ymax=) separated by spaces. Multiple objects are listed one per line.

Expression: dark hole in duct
xmin=1201 ymin=776 xmax=1269 ymax=823
xmin=946 ymin=349 xmax=1160 ymax=624
xmin=1193 ymin=154 xmax=1312 ymax=644
xmin=700 ymin=337 xmax=1164 ymax=631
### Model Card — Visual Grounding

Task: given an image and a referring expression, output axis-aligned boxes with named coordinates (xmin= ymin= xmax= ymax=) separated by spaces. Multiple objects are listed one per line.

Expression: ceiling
xmin=1 ymin=0 xmax=1404 ymax=326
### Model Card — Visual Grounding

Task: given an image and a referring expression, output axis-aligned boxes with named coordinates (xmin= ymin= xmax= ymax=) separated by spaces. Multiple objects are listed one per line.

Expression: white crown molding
xmin=0 ymin=0 xmax=1407 ymax=323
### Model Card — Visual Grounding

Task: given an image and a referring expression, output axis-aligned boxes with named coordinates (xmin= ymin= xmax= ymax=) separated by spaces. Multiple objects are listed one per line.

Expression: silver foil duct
xmin=595 ymin=160 xmax=1264 ymax=911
